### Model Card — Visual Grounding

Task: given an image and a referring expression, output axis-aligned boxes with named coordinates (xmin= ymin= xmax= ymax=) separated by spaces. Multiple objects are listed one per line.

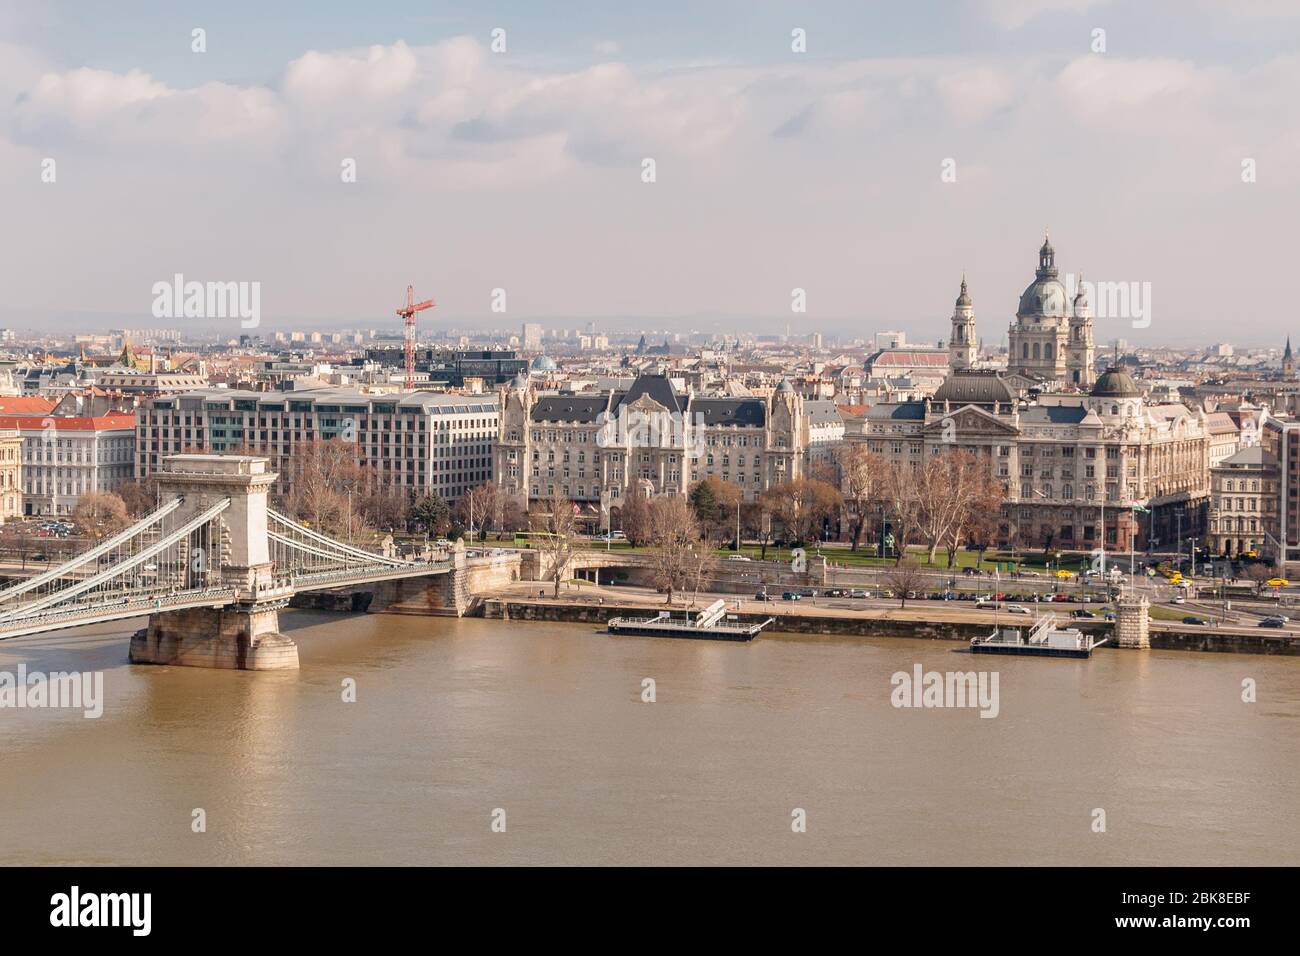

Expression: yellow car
xmin=1267 ymin=578 xmax=1289 ymax=588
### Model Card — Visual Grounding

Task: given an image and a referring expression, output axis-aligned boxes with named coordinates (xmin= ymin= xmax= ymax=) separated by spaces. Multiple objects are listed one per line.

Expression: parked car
xmin=781 ymin=591 xmax=801 ymax=601
xmin=962 ymin=567 xmax=981 ymax=576
xmin=1071 ymin=609 xmax=1098 ymax=619
xmin=754 ymin=591 xmax=773 ymax=602
xmin=1182 ymin=616 xmax=1205 ymax=625
xmin=1259 ymin=616 xmax=1286 ymax=628
xmin=727 ymin=554 xmax=752 ymax=562
xmin=848 ymin=589 xmax=869 ymax=599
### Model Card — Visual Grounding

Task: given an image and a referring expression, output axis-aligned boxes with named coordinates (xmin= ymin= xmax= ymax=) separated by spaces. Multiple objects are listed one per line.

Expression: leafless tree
xmin=884 ymin=559 xmax=925 ymax=609
xmin=761 ymin=478 xmax=842 ymax=545
xmin=72 ymin=491 xmax=130 ymax=537
xmin=455 ymin=482 xmax=498 ymax=543
xmin=534 ymin=491 xmax=583 ymax=597
xmin=281 ymin=439 xmax=366 ymax=538
xmin=646 ymin=496 xmax=698 ymax=604
xmin=882 ymin=460 xmax=923 ymax=564
xmin=838 ymin=444 xmax=886 ymax=551
xmin=619 ymin=487 xmax=654 ymax=546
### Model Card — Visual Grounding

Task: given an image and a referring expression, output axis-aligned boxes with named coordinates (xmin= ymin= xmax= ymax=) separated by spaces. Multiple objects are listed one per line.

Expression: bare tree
xmin=1245 ymin=562 xmax=1272 ymax=594
xmin=761 ymin=478 xmax=842 ymax=545
xmin=455 ymin=482 xmax=498 ymax=543
xmin=116 ymin=477 xmax=159 ymax=518
xmin=534 ymin=491 xmax=582 ymax=597
xmin=72 ymin=491 xmax=130 ymax=537
xmin=881 ymin=460 xmax=922 ymax=564
xmin=646 ymin=496 xmax=698 ymax=604
xmin=884 ymin=559 xmax=925 ymax=608
xmin=838 ymin=444 xmax=886 ymax=551
xmin=687 ymin=532 xmax=721 ymax=607
xmin=620 ymin=487 xmax=654 ymax=546
xmin=281 ymin=439 xmax=366 ymax=537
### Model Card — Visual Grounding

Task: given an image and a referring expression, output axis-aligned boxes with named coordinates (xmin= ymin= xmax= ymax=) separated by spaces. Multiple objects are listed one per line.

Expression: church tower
xmin=1284 ymin=337 xmax=1294 ymax=379
xmin=949 ymin=276 xmax=977 ymax=370
xmin=1067 ymin=272 xmax=1096 ymax=388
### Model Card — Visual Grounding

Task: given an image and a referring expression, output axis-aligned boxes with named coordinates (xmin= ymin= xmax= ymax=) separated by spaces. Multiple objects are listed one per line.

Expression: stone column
xmin=1114 ymin=594 xmax=1150 ymax=649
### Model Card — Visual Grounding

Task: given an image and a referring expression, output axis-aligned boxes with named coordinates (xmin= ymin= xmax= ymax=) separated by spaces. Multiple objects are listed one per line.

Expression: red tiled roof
xmin=0 ymin=414 xmax=136 ymax=431
xmin=0 ymin=397 xmax=56 ymax=415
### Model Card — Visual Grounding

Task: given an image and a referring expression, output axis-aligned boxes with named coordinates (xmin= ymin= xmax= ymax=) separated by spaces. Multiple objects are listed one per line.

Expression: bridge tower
xmin=130 ymin=455 xmax=299 ymax=670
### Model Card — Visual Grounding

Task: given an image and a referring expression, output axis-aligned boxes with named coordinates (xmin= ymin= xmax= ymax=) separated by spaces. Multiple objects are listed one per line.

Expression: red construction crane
xmin=395 ymin=284 xmax=435 ymax=391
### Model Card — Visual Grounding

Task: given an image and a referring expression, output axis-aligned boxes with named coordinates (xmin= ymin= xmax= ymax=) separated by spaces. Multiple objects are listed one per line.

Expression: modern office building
xmin=135 ymin=388 xmax=497 ymax=502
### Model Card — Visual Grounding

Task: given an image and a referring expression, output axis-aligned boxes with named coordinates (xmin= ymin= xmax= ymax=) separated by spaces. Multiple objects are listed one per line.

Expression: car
xmin=726 ymin=554 xmax=752 ymax=562
xmin=848 ymin=589 xmax=868 ymax=599
xmin=823 ymin=588 xmax=846 ymax=597
xmin=1006 ymin=604 xmax=1031 ymax=615
xmin=1171 ymin=595 xmax=1186 ymax=605
xmin=1182 ymin=616 xmax=1205 ymax=626
xmin=754 ymin=591 xmax=773 ymax=601
xmin=962 ymin=567 xmax=981 ymax=576
xmin=1259 ymin=616 xmax=1286 ymax=628
xmin=1071 ymin=609 xmax=1098 ymax=619
xmin=975 ymin=601 xmax=999 ymax=610
xmin=434 ymin=538 xmax=452 ymax=548
xmin=781 ymin=591 xmax=801 ymax=601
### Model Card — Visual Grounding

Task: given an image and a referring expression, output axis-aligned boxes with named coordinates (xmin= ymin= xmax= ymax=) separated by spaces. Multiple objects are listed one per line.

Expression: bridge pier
xmin=130 ymin=598 xmax=298 ymax=670
xmin=129 ymin=454 xmax=300 ymax=671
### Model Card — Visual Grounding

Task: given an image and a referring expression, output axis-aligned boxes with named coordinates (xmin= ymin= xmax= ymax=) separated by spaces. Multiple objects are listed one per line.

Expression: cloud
xmin=975 ymin=0 xmax=1111 ymax=29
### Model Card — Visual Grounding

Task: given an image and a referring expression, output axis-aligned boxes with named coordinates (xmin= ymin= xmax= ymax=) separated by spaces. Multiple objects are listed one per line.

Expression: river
xmin=2 ymin=610 xmax=1297 ymax=865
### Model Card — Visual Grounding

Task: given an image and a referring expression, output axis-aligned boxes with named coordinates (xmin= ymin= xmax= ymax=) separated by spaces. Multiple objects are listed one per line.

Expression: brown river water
xmin=1 ymin=610 xmax=1297 ymax=865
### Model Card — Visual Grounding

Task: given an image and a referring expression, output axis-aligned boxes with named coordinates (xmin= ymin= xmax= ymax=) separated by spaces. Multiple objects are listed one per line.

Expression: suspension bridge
xmin=0 ymin=455 xmax=459 ymax=669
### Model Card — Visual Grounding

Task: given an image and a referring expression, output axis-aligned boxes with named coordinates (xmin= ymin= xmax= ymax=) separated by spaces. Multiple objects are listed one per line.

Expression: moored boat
xmin=607 ymin=599 xmax=774 ymax=641
xmin=971 ymin=614 xmax=1107 ymax=658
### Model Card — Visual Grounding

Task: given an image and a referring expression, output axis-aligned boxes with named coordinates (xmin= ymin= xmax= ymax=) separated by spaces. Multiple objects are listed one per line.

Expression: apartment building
xmin=0 ymin=429 xmax=20 ymax=522
xmin=1 ymin=414 xmax=136 ymax=516
xmin=1206 ymin=446 xmax=1278 ymax=558
xmin=135 ymin=388 xmax=496 ymax=502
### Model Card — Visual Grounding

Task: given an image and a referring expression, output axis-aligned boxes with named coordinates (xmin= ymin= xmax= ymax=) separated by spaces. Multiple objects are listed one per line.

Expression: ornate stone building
xmin=1007 ymin=235 xmax=1095 ymax=388
xmin=495 ymin=373 xmax=808 ymax=518
xmin=1207 ymin=446 xmax=1278 ymax=558
xmin=852 ymin=366 xmax=1209 ymax=551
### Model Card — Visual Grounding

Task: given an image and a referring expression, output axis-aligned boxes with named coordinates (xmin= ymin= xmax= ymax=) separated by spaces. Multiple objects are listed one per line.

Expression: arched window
xmin=1045 ymin=343 xmax=1054 ymax=360
xmin=1022 ymin=342 xmax=1029 ymax=359
xmin=1032 ymin=343 xmax=1041 ymax=360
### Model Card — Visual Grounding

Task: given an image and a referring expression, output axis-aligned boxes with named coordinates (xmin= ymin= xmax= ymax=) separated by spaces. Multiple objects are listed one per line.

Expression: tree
xmin=500 ymin=498 xmax=529 ymax=539
xmin=0 ymin=526 xmax=36 ymax=570
xmin=620 ymin=488 xmax=654 ymax=546
xmin=646 ymin=496 xmax=698 ymax=604
xmin=838 ymin=445 xmax=886 ymax=551
xmin=688 ymin=532 xmax=721 ymax=607
xmin=281 ymin=438 xmax=366 ymax=538
xmin=361 ymin=484 xmax=410 ymax=532
xmin=72 ymin=491 xmax=130 ymax=537
xmin=761 ymin=478 xmax=842 ymax=546
xmin=881 ymin=460 xmax=923 ymax=564
xmin=411 ymin=494 xmax=451 ymax=537
xmin=885 ymin=559 xmax=925 ymax=609
xmin=116 ymin=477 xmax=159 ymax=518
xmin=1245 ymin=562 xmax=1272 ymax=594
xmin=455 ymin=482 xmax=498 ymax=542
xmin=534 ymin=491 xmax=582 ymax=597
xmin=689 ymin=477 xmax=744 ymax=545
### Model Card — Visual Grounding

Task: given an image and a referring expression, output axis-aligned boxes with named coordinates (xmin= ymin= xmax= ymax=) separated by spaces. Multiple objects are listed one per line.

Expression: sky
xmin=2 ymin=0 xmax=1299 ymax=346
